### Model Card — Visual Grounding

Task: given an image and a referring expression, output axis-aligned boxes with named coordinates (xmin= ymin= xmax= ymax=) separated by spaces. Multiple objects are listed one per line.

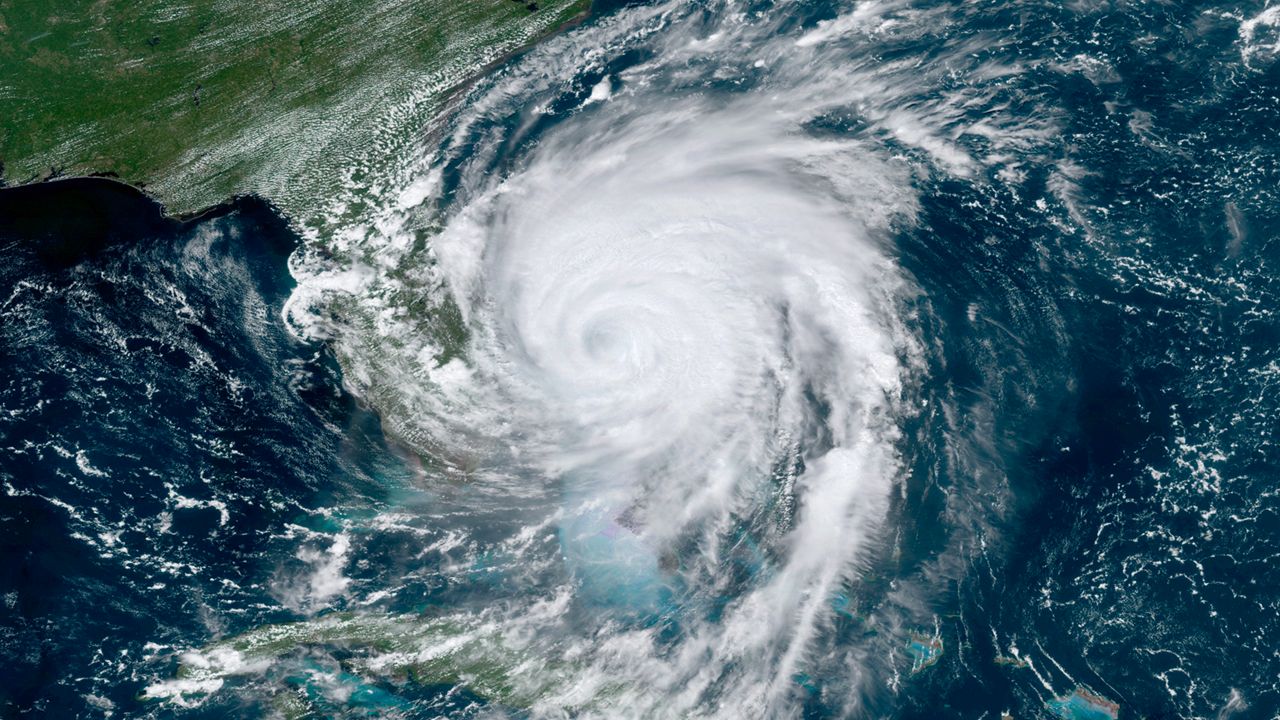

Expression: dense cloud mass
xmin=5 ymin=0 xmax=1280 ymax=717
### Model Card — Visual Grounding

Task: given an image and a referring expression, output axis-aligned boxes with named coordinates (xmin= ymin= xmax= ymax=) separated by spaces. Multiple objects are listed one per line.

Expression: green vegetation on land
xmin=147 ymin=611 xmax=615 ymax=712
xmin=0 ymin=0 xmax=588 ymax=219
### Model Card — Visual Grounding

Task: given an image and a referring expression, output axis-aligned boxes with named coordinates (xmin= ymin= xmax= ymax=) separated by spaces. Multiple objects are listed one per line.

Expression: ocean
xmin=3 ymin=0 xmax=1280 ymax=717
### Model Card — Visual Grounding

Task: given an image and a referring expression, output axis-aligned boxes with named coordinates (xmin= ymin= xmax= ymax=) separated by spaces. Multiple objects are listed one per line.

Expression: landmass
xmin=1047 ymin=687 xmax=1120 ymax=720
xmin=906 ymin=632 xmax=944 ymax=674
xmin=0 ymin=0 xmax=590 ymax=221
xmin=140 ymin=611 xmax=608 ymax=713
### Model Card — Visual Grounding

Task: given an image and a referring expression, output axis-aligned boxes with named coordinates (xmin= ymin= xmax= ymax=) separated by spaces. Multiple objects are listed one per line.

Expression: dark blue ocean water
xmin=4 ymin=1 xmax=1280 ymax=718
xmin=0 ymin=180 xmax=409 ymax=716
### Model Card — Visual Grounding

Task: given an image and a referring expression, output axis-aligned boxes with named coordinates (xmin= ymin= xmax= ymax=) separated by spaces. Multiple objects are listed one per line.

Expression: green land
xmin=143 ymin=611 xmax=613 ymax=713
xmin=0 ymin=0 xmax=589 ymax=221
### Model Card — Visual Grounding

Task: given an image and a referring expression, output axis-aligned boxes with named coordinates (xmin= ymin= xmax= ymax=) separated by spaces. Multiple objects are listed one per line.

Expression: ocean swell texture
xmin=4 ymin=0 xmax=1279 ymax=717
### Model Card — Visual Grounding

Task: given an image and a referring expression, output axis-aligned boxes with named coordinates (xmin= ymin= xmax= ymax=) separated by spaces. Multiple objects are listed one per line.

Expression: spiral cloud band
xmin=429 ymin=107 xmax=917 ymax=717
xmin=280 ymin=0 xmax=1048 ymax=714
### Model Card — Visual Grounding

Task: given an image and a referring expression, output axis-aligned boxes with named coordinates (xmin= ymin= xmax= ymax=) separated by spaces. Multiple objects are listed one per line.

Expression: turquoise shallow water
xmin=4 ymin=0 xmax=1280 ymax=717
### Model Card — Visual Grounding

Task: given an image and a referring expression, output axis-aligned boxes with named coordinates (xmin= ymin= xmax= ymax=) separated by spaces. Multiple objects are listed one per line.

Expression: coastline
xmin=0 ymin=176 xmax=295 ymax=265
xmin=0 ymin=0 xmax=596 ymax=222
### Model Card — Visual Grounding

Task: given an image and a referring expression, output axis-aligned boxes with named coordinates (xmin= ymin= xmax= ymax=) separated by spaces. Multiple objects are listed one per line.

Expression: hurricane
xmin=5 ymin=0 xmax=1280 ymax=717
xmin=275 ymin=0 xmax=1049 ymax=714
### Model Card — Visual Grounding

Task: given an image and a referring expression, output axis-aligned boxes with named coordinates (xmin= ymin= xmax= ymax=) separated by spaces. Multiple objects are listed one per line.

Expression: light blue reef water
xmin=3 ymin=0 xmax=1280 ymax=718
